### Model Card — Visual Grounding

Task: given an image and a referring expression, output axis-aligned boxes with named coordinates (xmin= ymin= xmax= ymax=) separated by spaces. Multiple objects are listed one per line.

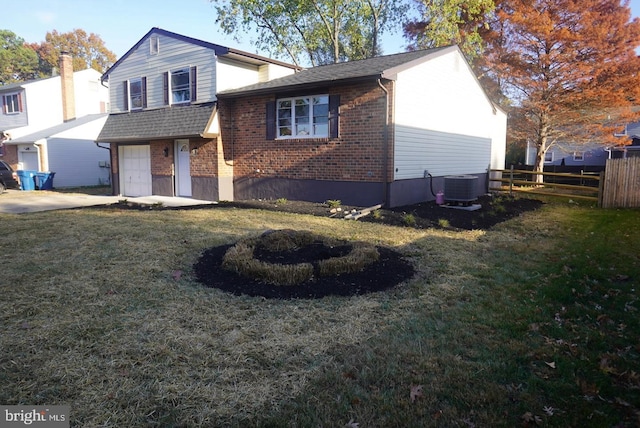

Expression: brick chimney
xmin=60 ymin=52 xmax=76 ymax=122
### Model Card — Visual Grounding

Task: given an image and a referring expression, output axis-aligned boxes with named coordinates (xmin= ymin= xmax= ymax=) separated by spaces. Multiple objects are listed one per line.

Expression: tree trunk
xmin=533 ymin=113 xmax=549 ymax=184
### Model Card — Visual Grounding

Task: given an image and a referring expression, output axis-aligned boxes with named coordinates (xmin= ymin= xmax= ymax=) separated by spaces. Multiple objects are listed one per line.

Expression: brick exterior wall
xmin=219 ymin=80 xmax=394 ymax=184
xmin=2 ymin=145 xmax=19 ymax=169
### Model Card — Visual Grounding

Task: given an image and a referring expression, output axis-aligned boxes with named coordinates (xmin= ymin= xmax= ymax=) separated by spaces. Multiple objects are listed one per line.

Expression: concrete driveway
xmin=0 ymin=190 xmax=215 ymax=214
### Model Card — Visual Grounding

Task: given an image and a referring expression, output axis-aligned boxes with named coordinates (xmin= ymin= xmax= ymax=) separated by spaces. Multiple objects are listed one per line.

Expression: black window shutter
xmin=190 ymin=66 xmax=197 ymax=102
xmin=163 ymin=72 xmax=169 ymax=105
xmin=266 ymin=101 xmax=276 ymax=140
xmin=329 ymin=95 xmax=340 ymax=138
xmin=123 ymin=81 xmax=129 ymax=111
xmin=141 ymin=77 xmax=147 ymax=108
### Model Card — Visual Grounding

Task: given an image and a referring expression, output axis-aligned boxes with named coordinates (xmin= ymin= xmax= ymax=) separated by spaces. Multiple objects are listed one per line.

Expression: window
xmin=123 ymin=78 xmax=146 ymax=111
xmin=2 ymin=93 xmax=22 ymax=114
xmin=163 ymin=67 xmax=196 ymax=105
xmin=277 ymin=95 xmax=329 ymax=138
xmin=573 ymin=151 xmax=584 ymax=161
xmin=544 ymin=151 xmax=553 ymax=163
xmin=129 ymin=78 xmax=144 ymax=110
xmin=171 ymin=68 xmax=191 ymax=104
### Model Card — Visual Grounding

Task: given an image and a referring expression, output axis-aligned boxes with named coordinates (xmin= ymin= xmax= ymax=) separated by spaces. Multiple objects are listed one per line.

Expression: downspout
xmin=95 ymin=142 xmax=114 ymax=193
xmin=377 ymin=79 xmax=390 ymax=207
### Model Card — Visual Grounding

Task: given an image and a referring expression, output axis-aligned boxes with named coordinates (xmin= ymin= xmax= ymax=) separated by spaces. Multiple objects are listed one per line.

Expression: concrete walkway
xmin=0 ymin=190 xmax=215 ymax=214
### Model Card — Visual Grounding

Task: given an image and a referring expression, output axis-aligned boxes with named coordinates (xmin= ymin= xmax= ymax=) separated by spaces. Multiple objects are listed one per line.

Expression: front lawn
xmin=0 ymin=199 xmax=638 ymax=427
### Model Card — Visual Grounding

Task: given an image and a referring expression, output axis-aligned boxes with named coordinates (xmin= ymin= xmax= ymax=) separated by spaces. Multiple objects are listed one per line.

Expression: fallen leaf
xmin=172 ymin=270 xmax=183 ymax=281
xmin=543 ymin=406 xmax=554 ymax=416
xmin=345 ymin=419 xmax=359 ymax=428
xmin=545 ymin=361 xmax=556 ymax=369
xmin=410 ymin=384 xmax=423 ymax=403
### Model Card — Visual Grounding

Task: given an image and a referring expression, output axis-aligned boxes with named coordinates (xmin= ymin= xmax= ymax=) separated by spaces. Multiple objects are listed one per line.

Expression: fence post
xmin=509 ymin=165 xmax=514 ymax=196
xmin=598 ymin=170 xmax=604 ymax=208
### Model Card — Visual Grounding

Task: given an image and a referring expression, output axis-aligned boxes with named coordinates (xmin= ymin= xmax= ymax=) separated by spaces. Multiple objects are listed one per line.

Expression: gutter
xmin=377 ymin=79 xmax=390 ymax=207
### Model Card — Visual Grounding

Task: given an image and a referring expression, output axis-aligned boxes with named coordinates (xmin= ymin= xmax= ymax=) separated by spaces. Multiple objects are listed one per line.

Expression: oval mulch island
xmin=194 ymin=229 xmax=415 ymax=299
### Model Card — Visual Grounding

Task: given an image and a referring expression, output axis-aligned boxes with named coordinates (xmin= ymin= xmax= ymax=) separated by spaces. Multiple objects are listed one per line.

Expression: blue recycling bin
xmin=16 ymin=170 xmax=37 ymax=191
xmin=36 ymin=172 xmax=56 ymax=190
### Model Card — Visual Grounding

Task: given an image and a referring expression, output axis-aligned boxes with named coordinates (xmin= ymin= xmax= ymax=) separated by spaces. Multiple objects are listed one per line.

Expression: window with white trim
xmin=573 ymin=151 xmax=584 ymax=161
xmin=2 ymin=93 xmax=21 ymax=114
xmin=129 ymin=78 xmax=143 ymax=110
xmin=277 ymin=95 xmax=329 ymax=138
xmin=170 ymin=68 xmax=191 ymax=104
xmin=544 ymin=151 xmax=553 ymax=163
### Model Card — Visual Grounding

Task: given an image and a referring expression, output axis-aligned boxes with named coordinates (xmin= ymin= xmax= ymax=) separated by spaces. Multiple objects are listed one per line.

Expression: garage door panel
xmin=120 ymin=145 xmax=152 ymax=197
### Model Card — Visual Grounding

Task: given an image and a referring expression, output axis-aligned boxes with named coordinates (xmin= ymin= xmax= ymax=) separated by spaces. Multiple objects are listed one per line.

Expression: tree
xmin=33 ymin=29 xmax=116 ymax=74
xmin=210 ymin=0 xmax=408 ymax=66
xmin=481 ymin=0 xmax=640 ymax=182
xmin=403 ymin=0 xmax=496 ymax=58
xmin=0 ymin=30 xmax=39 ymax=85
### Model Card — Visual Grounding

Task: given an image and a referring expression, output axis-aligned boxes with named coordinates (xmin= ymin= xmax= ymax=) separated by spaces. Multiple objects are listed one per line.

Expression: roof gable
xmin=101 ymin=28 xmax=298 ymax=82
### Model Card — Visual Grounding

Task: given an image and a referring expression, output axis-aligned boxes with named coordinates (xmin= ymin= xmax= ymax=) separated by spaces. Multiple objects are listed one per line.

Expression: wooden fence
xmin=489 ymin=167 xmax=601 ymax=203
xmin=490 ymin=157 xmax=640 ymax=208
xmin=601 ymin=158 xmax=640 ymax=208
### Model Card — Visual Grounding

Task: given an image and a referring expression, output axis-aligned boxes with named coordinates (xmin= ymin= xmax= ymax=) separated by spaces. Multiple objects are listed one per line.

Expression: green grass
xmin=0 ymin=200 xmax=638 ymax=427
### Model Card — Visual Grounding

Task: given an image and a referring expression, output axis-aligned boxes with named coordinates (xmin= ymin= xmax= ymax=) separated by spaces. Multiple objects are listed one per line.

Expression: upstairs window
xmin=2 ymin=93 xmax=22 ymax=114
xmin=171 ymin=68 xmax=191 ymax=104
xmin=277 ymin=95 xmax=329 ymax=138
xmin=164 ymin=67 xmax=197 ymax=105
xmin=123 ymin=77 xmax=146 ymax=111
xmin=544 ymin=151 xmax=553 ymax=163
xmin=129 ymin=78 xmax=145 ymax=110
xmin=573 ymin=151 xmax=584 ymax=161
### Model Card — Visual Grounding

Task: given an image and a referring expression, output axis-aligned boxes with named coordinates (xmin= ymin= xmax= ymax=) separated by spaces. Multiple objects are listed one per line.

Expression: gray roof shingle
xmin=218 ymin=46 xmax=454 ymax=97
xmin=97 ymin=102 xmax=216 ymax=142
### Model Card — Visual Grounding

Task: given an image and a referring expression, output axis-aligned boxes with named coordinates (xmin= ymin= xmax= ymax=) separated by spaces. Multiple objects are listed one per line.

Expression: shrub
xmin=325 ymin=199 xmax=342 ymax=209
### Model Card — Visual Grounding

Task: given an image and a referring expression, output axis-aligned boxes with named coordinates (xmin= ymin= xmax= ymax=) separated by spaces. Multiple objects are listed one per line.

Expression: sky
xmin=4 ymin=0 xmax=640 ymax=64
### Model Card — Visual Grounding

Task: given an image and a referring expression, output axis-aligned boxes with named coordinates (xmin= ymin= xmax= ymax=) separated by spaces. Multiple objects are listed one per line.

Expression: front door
xmin=175 ymin=139 xmax=192 ymax=197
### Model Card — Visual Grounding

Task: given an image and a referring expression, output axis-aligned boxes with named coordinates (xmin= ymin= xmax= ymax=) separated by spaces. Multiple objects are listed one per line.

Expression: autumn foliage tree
xmin=0 ymin=30 xmax=39 ymax=84
xmin=31 ymin=29 xmax=116 ymax=75
xmin=481 ymin=0 xmax=640 ymax=181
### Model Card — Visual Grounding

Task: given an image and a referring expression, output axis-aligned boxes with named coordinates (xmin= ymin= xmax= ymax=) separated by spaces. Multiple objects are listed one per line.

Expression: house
xmin=525 ymin=120 xmax=640 ymax=170
xmin=97 ymin=30 xmax=505 ymax=207
xmin=0 ymin=53 xmax=110 ymax=187
xmin=96 ymin=27 xmax=299 ymax=199
xmin=525 ymin=141 xmax=609 ymax=169
xmin=217 ymin=45 xmax=506 ymax=207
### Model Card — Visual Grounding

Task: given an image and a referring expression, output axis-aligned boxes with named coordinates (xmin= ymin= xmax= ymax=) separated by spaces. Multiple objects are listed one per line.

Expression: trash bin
xmin=16 ymin=170 xmax=37 ymax=191
xmin=36 ymin=172 xmax=56 ymax=190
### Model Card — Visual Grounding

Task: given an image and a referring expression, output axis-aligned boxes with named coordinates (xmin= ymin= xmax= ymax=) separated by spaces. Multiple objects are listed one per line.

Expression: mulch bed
xmin=103 ymin=194 xmax=544 ymax=299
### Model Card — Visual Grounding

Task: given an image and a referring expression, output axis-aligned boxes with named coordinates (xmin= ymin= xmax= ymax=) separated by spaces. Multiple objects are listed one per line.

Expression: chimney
xmin=60 ymin=52 xmax=76 ymax=122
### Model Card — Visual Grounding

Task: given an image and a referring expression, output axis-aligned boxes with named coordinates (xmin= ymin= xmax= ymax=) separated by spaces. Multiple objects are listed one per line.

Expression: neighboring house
xmin=0 ymin=53 xmax=110 ymax=187
xmin=525 ymin=141 xmax=609 ymax=168
xmin=97 ymin=27 xmax=299 ymax=199
xmin=217 ymin=45 xmax=506 ymax=207
xmin=99 ymin=35 xmax=506 ymax=207
xmin=8 ymin=114 xmax=110 ymax=187
xmin=525 ymin=120 xmax=640 ymax=169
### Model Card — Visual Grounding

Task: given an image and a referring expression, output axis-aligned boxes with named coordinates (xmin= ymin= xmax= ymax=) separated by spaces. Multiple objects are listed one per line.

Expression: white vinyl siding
xmin=216 ymin=58 xmax=261 ymax=92
xmin=107 ymin=34 xmax=217 ymax=112
xmin=393 ymin=48 xmax=506 ymax=179
xmin=394 ymin=127 xmax=491 ymax=180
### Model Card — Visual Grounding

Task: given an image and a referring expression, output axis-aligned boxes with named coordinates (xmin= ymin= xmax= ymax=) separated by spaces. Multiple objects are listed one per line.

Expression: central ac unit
xmin=444 ymin=175 xmax=478 ymax=202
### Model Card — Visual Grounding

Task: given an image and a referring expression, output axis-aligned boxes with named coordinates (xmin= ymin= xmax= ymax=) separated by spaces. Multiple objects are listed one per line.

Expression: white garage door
xmin=119 ymin=145 xmax=152 ymax=197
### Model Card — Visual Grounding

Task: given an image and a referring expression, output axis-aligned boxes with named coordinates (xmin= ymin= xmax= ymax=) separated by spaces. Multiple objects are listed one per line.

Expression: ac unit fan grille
xmin=444 ymin=175 xmax=478 ymax=202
